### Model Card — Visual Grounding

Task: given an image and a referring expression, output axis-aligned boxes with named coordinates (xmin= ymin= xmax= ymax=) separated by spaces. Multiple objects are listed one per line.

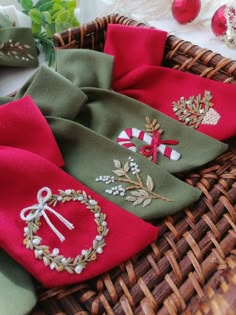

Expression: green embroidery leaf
xmin=43 ymin=256 xmax=50 ymax=266
xmin=143 ymin=198 xmax=152 ymax=207
xmin=124 ymin=161 xmax=129 ymax=172
xmin=133 ymin=198 xmax=144 ymax=206
xmin=112 ymin=169 xmax=126 ymax=176
xmin=125 ymin=196 xmax=137 ymax=202
xmin=146 ymin=175 xmax=154 ymax=191
xmin=113 ymin=159 xmax=121 ymax=169
xmin=139 ymin=189 xmax=149 ymax=197
xmin=130 ymin=190 xmax=142 ymax=197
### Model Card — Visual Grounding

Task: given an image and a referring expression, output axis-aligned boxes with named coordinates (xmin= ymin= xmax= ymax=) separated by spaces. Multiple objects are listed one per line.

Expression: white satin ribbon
xmin=20 ymin=187 xmax=74 ymax=242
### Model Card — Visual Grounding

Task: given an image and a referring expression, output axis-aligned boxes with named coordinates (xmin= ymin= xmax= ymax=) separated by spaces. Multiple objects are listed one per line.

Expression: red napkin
xmin=0 ymin=146 xmax=158 ymax=288
xmin=0 ymin=96 xmax=64 ymax=166
xmin=104 ymin=24 xmax=236 ymax=140
xmin=0 ymin=96 xmax=158 ymax=288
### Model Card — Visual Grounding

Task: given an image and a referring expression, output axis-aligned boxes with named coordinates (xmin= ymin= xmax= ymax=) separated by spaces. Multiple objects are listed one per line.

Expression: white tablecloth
xmin=1 ymin=0 xmax=236 ymax=96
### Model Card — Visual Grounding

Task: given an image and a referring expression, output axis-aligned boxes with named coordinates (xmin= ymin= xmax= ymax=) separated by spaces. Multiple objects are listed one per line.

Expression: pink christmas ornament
xmin=211 ymin=5 xmax=227 ymax=37
xmin=171 ymin=0 xmax=201 ymax=24
xmin=211 ymin=2 xmax=236 ymax=48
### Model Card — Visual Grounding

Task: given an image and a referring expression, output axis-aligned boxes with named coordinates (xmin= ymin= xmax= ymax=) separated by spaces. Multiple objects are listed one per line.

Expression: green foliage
xmin=18 ymin=0 xmax=80 ymax=66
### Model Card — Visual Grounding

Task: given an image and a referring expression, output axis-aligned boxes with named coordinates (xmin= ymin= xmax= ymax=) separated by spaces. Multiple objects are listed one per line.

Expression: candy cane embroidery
xmin=172 ymin=90 xmax=221 ymax=128
xmin=20 ymin=187 xmax=109 ymax=274
xmin=117 ymin=117 xmax=180 ymax=163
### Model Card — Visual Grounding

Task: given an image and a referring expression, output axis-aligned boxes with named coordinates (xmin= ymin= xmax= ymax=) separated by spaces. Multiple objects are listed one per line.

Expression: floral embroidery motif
xmin=117 ymin=117 xmax=180 ymax=163
xmin=0 ymin=39 xmax=35 ymax=61
xmin=20 ymin=187 xmax=109 ymax=274
xmin=172 ymin=90 xmax=220 ymax=128
xmin=95 ymin=157 xmax=172 ymax=207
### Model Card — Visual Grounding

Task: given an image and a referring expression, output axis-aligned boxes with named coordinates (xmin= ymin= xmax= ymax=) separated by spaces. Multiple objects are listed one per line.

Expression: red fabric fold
xmin=0 ymin=96 xmax=64 ymax=166
xmin=104 ymin=24 xmax=168 ymax=80
xmin=104 ymin=24 xmax=236 ymax=140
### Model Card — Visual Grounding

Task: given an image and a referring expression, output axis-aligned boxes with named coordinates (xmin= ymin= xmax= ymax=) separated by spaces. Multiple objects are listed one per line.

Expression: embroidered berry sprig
xmin=0 ymin=39 xmax=35 ymax=61
xmin=172 ymin=91 xmax=217 ymax=128
xmin=95 ymin=157 xmax=171 ymax=207
xmin=22 ymin=188 xmax=109 ymax=274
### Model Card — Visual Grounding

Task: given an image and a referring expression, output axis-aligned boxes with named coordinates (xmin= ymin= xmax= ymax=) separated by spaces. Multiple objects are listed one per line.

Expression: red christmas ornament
xmin=211 ymin=5 xmax=227 ymax=36
xmin=171 ymin=0 xmax=201 ymax=24
xmin=211 ymin=2 xmax=236 ymax=48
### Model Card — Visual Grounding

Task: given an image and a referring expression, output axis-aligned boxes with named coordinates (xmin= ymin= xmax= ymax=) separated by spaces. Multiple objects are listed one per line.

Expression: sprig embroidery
xmin=172 ymin=91 xmax=220 ymax=128
xmin=21 ymin=188 xmax=109 ymax=274
xmin=0 ymin=39 xmax=35 ymax=61
xmin=95 ymin=157 xmax=172 ymax=207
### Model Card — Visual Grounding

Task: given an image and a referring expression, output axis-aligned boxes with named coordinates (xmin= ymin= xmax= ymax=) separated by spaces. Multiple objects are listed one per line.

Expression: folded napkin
xmin=0 ymin=97 xmax=158 ymax=288
xmin=10 ymin=64 xmax=204 ymax=219
xmin=0 ymin=12 xmax=38 ymax=67
xmin=0 ymin=251 xmax=36 ymax=315
xmin=104 ymin=24 xmax=236 ymax=141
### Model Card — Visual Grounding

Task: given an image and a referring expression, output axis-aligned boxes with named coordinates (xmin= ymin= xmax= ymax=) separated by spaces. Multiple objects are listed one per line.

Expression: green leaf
xmin=19 ymin=0 xmax=33 ymax=10
xmin=39 ymin=2 xmax=53 ymax=11
xmin=29 ymin=8 xmax=42 ymax=25
xmin=45 ymin=23 xmax=55 ymax=38
xmin=31 ymin=22 xmax=42 ymax=35
xmin=53 ymin=3 xmax=64 ymax=11
xmin=35 ymin=0 xmax=49 ymax=8
xmin=65 ymin=0 xmax=77 ymax=9
xmin=42 ymin=11 xmax=52 ymax=24
xmin=55 ymin=22 xmax=71 ymax=33
xmin=55 ymin=10 xmax=70 ymax=23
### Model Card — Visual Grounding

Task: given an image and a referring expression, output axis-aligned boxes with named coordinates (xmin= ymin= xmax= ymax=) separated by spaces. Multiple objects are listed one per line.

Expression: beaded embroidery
xmin=95 ymin=157 xmax=172 ymax=207
xmin=21 ymin=187 xmax=109 ymax=274
xmin=172 ymin=91 xmax=220 ymax=128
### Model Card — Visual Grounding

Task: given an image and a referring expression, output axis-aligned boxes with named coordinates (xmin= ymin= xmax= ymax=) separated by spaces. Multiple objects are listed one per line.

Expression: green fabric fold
xmin=0 ymin=250 xmax=36 ymax=315
xmin=56 ymin=49 xmax=228 ymax=174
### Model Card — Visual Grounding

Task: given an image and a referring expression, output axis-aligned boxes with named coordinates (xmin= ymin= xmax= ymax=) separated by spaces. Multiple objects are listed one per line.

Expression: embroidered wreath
xmin=21 ymin=188 xmax=109 ymax=274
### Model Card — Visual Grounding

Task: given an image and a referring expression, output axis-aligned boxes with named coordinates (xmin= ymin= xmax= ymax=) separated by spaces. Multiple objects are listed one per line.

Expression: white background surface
xmin=1 ymin=0 xmax=236 ymax=96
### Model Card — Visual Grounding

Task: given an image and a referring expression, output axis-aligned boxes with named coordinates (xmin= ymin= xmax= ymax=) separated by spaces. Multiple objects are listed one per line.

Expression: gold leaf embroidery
xmin=22 ymin=189 xmax=109 ymax=274
xmin=95 ymin=157 xmax=172 ymax=208
xmin=172 ymin=91 xmax=218 ymax=128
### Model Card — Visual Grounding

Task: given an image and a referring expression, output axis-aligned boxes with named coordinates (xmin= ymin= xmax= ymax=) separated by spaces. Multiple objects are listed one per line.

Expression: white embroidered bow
xmin=20 ymin=187 xmax=74 ymax=242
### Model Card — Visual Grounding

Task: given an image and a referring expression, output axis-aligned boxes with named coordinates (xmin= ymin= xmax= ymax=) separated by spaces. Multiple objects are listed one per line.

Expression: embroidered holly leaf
xmin=124 ymin=161 xmax=130 ymax=172
xmin=125 ymin=196 xmax=138 ymax=202
xmin=130 ymin=190 xmax=143 ymax=197
xmin=139 ymin=189 xmax=149 ymax=198
xmin=133 ymin=198 xmax=144 ymax=206
xmin=113 ymin=159 xmax=121 ymax=169
xmin=43 ymin=256 xmax=50 ymax=266
xmin=112 ymin=169 xmax=126 ymax=176
xmin=146 ymin=175 xmax=154 ymax=191
xmin=143 ymin=198 xmax=152 ymax=207
xmin=65 ymin=266 xmax=74 ymax=274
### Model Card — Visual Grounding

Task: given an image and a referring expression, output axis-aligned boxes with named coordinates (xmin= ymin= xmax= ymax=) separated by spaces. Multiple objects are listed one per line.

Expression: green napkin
xmin=0 ymin=13 xmax=38 ymax=67
xmin=0 ymin=250 xmax=36 ymax=315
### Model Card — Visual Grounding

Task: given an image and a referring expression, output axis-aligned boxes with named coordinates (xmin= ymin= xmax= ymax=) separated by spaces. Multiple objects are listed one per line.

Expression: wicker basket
xmin=30 ymin=14 xmax=236 ymax=315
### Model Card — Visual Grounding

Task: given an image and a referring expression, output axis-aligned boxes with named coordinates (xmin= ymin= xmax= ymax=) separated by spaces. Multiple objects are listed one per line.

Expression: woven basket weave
xmin=30 ymin=14 xmax=236 ymax=315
